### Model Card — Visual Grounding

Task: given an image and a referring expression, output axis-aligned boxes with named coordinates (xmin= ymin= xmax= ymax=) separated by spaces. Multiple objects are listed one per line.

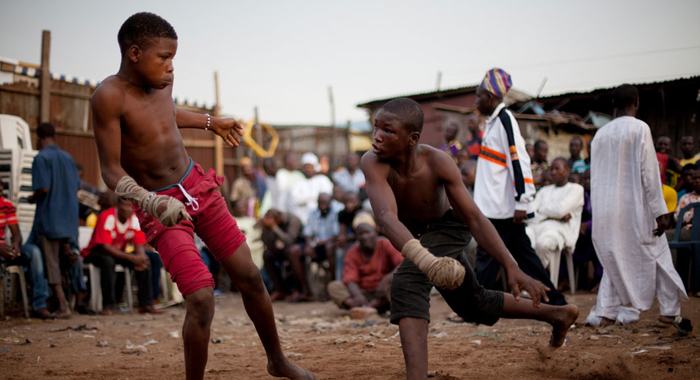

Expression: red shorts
xmin=134 ymin=162 xmax=246 ymax=296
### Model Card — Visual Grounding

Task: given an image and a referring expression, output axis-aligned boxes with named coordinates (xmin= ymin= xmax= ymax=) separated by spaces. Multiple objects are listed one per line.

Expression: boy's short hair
xmin=379 ymin=98 xmax=424 ymax=134
xmin=118 ymin=12 xmax=178 ymax=55
xmin=37 ymin=122 xmax=56 ymax=139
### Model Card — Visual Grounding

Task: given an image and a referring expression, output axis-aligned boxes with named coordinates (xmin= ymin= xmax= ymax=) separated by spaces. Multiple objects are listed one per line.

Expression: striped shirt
xmin=0 ymin=197 xmax=18 ymax=245
xmin=474 ymin=103 xmax=536 ymax=219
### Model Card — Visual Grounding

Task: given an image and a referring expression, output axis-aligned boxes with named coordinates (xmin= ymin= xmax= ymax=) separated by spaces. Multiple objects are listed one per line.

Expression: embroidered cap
xmin=480 ymin=68 xmax=512 ymax=99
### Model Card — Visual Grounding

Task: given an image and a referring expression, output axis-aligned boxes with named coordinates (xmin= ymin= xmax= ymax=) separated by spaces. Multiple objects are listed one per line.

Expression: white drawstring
xmin=177 ymin=183 xmax=200 ymax=211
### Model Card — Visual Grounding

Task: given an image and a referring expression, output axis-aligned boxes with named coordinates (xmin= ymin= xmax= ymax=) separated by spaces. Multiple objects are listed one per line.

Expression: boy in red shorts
xmin=91 ymin=12 xmax=314 ymax=380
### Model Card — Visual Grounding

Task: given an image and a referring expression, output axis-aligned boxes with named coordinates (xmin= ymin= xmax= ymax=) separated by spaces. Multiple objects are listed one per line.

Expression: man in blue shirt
xmin=29 ymin=122 xmax=81 ymax=318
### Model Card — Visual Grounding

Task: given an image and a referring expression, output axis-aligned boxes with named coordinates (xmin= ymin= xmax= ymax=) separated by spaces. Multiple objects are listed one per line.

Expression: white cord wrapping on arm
xmin=115 ymin=176 xmax=192 ymax=227
xmin=402 ymin=239 xmax=465 ymax=290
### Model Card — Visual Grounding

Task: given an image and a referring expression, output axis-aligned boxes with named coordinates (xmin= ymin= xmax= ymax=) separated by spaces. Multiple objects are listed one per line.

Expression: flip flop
xmin=672 ymin=316 xmax=693 ymax=336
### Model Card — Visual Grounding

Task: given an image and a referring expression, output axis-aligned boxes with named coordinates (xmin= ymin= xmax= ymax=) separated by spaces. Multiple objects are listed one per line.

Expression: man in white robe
xmin=591 ymin=84 xmax=690 ymax=332
xmin=526 ymin=158 xmax=584 ymax=286
xmin=286 ymin=153 xmax=334 ymax=225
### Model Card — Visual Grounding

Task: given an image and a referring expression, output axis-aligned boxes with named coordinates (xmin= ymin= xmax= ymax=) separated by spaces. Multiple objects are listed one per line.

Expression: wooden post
xmin=436 ymin=71 xmax=442 ymax=91
xmin=328 ymin=86 xmax=336 ymax=168
xmin=213 ymin=71 xmax=224 ymax=176
xmin=40 ymin=30 xmax=51 ymax=123
xmin=254 ymin=106 xmax=262 ymax=166
xmin=346 ymin=120 xmax=352 ymax=155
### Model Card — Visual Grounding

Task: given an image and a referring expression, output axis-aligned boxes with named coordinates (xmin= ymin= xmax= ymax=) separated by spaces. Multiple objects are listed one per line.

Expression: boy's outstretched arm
xmin=437 ymin=153 xmax=550 ymax=305
xmin=175 ymin=109 xmax=243 ymax=147
xmin=91 ymin=85 xmax=129 ymax=190
xmin=360 ymin=153 xmax=415 ymax=252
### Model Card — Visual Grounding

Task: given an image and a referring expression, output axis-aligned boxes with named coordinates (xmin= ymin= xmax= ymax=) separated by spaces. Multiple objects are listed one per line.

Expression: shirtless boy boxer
xmin=91 ymin=12 xmax=314 ymax=380
xmin=362 ymin=97 xmax=579 ymax=380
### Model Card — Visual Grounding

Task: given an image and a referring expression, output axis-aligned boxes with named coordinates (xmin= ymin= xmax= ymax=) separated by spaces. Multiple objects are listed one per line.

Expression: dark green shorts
xmin=390 ymin=210 xmax=504 ymax=325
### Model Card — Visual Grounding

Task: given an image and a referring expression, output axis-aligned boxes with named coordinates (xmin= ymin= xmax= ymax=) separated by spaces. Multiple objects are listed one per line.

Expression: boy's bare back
xmin=92 ymin=74 xmax=189 ymax=191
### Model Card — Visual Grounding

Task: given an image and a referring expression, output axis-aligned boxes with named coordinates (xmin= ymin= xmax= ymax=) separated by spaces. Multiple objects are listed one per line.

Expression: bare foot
xmin=350 ymin=306 xmax=377 ymax=319
xmin=270 ymin=291 xmax=286 ymax=302
xmin=599 ymin=317 xmax=615 ymax=327
xmin=55 ymin=309 xmax=72 ymax=319
xmin=267 ymin=357 xmax=317 ymax=380
xmin=549 ymin=304 xmax=579 ymax=348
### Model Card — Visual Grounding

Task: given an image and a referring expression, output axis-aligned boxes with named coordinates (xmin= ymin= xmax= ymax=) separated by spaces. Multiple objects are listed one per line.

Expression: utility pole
xmin=40 ymin=30 xmax=51 ymax=123
xmin=213 ymin=71 xmax=224 ymax=176
xmin=328 ymin=86 xmax=336 ymax=168
xmin=436 ymin=71 xmax=442 ymax=91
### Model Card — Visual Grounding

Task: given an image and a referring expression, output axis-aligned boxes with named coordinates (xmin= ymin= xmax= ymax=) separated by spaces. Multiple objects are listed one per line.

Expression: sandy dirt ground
xmin=1 ymin=292 xmax=699 ymax=380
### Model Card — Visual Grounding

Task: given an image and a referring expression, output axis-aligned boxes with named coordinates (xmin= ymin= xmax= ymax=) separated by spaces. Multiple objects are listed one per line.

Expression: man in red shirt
xmin=327 ymin=212 xmax=403 ymax=317
xmin=82 ymin=197 xmax=157 ymax=314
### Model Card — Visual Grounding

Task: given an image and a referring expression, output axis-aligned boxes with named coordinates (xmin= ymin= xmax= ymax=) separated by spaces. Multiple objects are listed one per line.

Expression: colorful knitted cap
xmin=480 ymin=68 xmax=512 ymax=98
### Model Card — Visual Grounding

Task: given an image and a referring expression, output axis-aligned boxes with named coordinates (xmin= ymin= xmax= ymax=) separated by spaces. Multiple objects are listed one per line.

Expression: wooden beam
xmin=213 ymin=71 xmax=224 ymax=175
xmin=39 ymin=30 xmax=51 ymax=123
xmin=183 ymin=139 xmax=216 ymax=148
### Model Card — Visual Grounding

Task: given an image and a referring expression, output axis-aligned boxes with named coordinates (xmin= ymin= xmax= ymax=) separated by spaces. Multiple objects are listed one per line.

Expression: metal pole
xmin=40 ymin=30 xmax=51 ymax=123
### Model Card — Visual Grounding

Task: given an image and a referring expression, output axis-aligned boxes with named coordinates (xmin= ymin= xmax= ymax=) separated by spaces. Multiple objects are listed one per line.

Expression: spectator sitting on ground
xmin=676 ymin=164 xmax=696 ymax=201
xmin=260 ymin=209 xmax=303 ymax=301
xmin=286 ymin=152 xmax=334 ymax=225
xmin=460 ymin=160 xmax=477 ymax=196
xmin=679 ymin=136 xmax=700 ymax=166
xmin=336 ymin=191 xmax=362 ymax=279
xmin=332 ymin=152 xmax=365 ymax=194
xmin=526 ymin=158 xmax=584 ymax=285
xmin=288 ymin=193 xmax=339 ymax=302
xmin=81 ymin=197 xmax=158 ymax=314
xmin=327 ymin=212 xmax=403 ymax=319
xmin=230 ymin=157 xmax=265 ymax=217
xmin=531 ymin=140 xmax=549 ymax=189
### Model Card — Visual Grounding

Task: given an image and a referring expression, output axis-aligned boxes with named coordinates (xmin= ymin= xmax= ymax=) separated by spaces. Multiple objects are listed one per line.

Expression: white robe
xmin=526 ymin=183 xmax=584 ymax=283
xmin=591 ymin=116 xmax=687 ymax=319
xmin=286 ymin=174 xmax=334 ymax=225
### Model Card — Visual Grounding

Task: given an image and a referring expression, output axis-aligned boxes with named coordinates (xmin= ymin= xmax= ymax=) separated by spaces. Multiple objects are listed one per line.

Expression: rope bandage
xmin=115 ymin=176 xmax=192 ymax=227
xmin=402 ymin=239 xmax=465 ymax=290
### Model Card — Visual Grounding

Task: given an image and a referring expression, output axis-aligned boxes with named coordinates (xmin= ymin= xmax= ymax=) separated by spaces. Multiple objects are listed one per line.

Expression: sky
xmin=1 ymin=0 xmax=699 ymax=125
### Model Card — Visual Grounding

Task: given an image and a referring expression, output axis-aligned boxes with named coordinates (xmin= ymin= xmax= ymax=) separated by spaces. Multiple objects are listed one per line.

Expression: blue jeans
xmin=20 ymin=242 xmax=49 ymax=311
xmin=145 ymin=251 xmax=163 ymax=299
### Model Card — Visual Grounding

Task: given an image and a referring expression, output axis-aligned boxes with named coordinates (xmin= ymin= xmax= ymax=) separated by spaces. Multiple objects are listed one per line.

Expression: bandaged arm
xmin=115 ymin=176 xmax=191 ymax=227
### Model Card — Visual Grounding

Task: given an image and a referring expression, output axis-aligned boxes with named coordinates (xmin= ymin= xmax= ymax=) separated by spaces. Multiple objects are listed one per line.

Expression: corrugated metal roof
xmin=538 ymin=75 xmax=700 ymax=100
xmin=357 ymin=85 xmax=481 ymax=108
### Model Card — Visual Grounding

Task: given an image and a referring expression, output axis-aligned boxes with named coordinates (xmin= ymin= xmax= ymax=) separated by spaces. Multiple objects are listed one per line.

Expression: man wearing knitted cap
xmin=473 ymin=68 xmax=567 ymax=306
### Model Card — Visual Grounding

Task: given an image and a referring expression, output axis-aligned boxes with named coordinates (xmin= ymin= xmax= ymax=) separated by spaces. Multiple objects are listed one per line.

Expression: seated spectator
xmin=332 ymin=153 xmax=365 ymax=194
xmin=331 ymin=184 xmax=345 ymax=213
xmin=440 ymin=122 xmax=462 ymax=163
xmin=459 ymin=160 xmax=477 ymax=196
xmin=540 ymin=168 xmax=553 ymax=188
xmin=531 ymin=140 xmax=549 ymax=189
xmin=676 ymin=164 xmax=696 ymax=201
xmin=261 ymin=209 xmax=303 ymax=301
xmin=336 ymin=191 xmax=362 ymax=278
xmin=287 ymin=153 xmax=334 ymax=225
xmin=526 ymin=158 xmax=584 ymax=283
xmin=327 ymin=212 xmax=402 ymax=318
xmin=457 ymin=149 xmax=471 ymax=168
xmin=81 ymin=197 xmax=157 ymax=314
xmin=230 ymin=157 xmax=265 ymax=217
xmin=666 ymin=169 xmax=700 ymax=295
xmin=525 ymin=142 xmax=535 ymax=161
xmin=288 ymin=193 xmax=339 ymax=302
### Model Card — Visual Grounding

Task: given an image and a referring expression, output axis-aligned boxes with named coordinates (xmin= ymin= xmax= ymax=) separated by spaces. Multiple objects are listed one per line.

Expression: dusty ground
xmin=1 ymin=292 xmax=699 ymax=380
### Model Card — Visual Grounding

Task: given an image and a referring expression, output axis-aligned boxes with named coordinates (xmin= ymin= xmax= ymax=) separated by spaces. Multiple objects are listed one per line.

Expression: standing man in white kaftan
xmin=591 ymin=84 xmax=691 ymax=333
xmin=526 ymin=158 xmax=584 ymax=287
